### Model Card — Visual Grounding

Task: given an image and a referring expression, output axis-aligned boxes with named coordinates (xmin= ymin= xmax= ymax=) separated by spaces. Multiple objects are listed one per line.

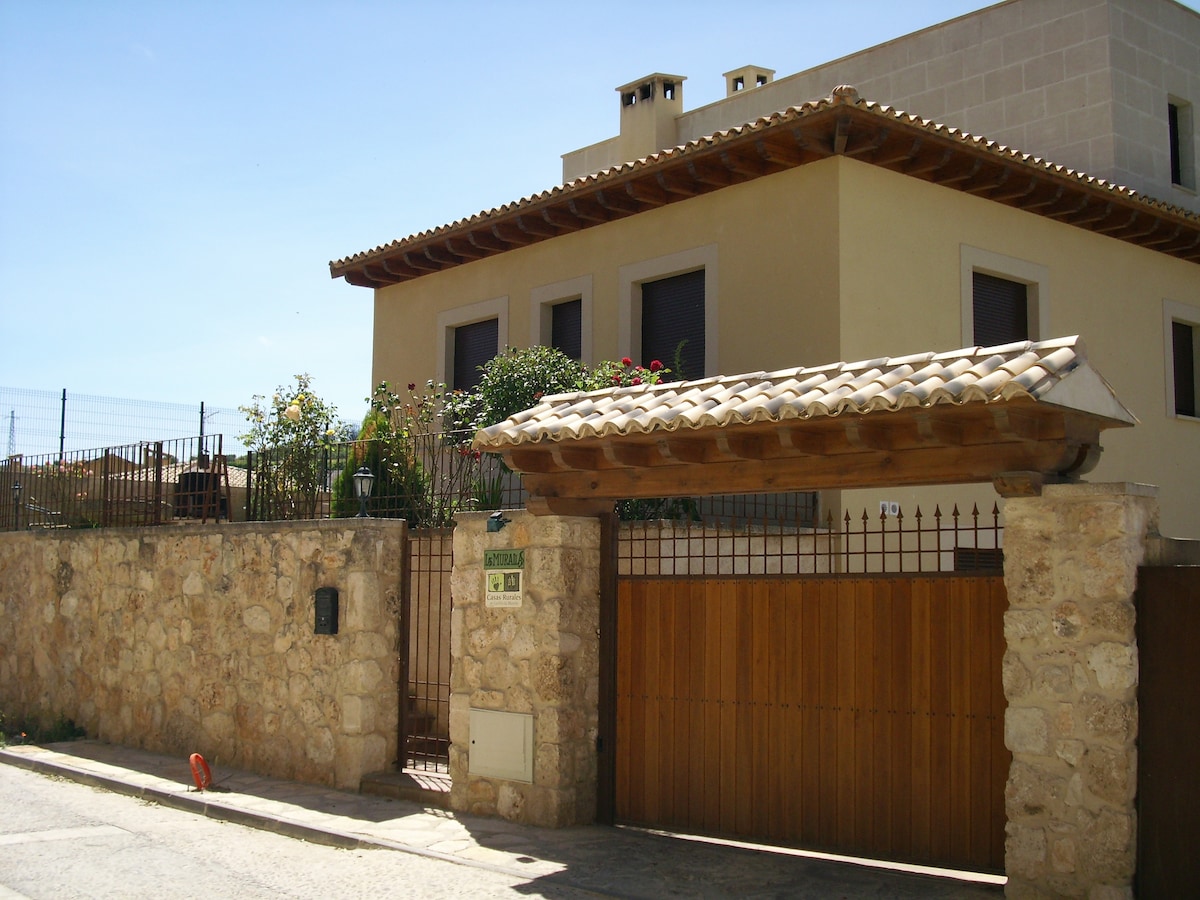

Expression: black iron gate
xmin=399 ymin=527 xmax=454 ymax=772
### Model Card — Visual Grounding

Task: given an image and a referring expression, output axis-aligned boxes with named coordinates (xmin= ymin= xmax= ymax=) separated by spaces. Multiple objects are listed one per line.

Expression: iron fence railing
xmin=245 ymin=431 xmax=525 ymax=526
xmin=2 ymin=435 xmax=231 ymax=531
xmin=618 ymin=502 xmax=1003 ymax=576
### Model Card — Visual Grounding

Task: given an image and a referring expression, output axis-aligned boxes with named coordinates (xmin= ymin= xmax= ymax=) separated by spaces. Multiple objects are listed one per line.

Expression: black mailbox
xmin=314 ymin=587 xmax=338 ymax=635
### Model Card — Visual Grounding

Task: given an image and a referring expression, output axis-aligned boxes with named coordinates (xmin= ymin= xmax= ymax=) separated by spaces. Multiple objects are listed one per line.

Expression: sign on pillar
xmin=484 ymin=549 xmax=525 ymax=608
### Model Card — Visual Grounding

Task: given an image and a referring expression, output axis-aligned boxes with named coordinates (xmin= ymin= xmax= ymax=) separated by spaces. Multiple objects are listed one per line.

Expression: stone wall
xmin=1002 ymin=483 xmax=1157 ymax=899
xmin=0 ymin=519 xmax=404 ymax=790
xmin=449 ymin=511 xmax=600 ymax=827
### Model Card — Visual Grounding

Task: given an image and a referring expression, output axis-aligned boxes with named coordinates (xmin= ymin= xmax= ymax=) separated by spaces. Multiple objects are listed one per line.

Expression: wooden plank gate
xmin=615 ymin=571 xmax=1009 ymax=873
xmin=1135 ymin=565 xmax=1200 ymax=897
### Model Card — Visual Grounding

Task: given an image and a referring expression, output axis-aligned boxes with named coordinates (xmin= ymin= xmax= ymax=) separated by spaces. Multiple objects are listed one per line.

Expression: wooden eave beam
xmin=963 ymin=166 xmax=1010 ymax=196
xmin=423 ymin=244 xmax=460 ymax=265
xmin=1019 ymin=185 xmax=1066 ymax=211
xmin=625 ymin=179 xmax=670 ymax=207
xmin=515 ymin=214 xmax=558 ymax=238
xmin=401 ymin=251 xmax=439 ymax=272
xmin=655 ymin=169 xmax=698 ymax=196
xmin=381 ymin=257 xmax=422 ymax=279
xmin=1042 ymin=194 xmax=1091 ymax=221
xmin=931 ymin=157 xmax=985 ymax=186
xmin=873 ymin=137 xmax=923 ymax=168
xmin=360 ymin=263 xmax=396 ymax=284
xmin=754 ymin=137 xmax=808 ymax=169
xmin=467 ymin=231 xmax=506 ymax=253
xmin=594 ymin=189 xmax=641 ymax=214
xmin=832 ymin=115 xmax=851 ymax=154
xmin=542 ymin=207 xmax=581 ymax=231
xmin=567 ymin=197 xmax=609 ymax=223
xmin=719 ymin=149 xmax=764 ymax=177
xmin=686 ymin=159 xmax=732 ymax=187
xmin=1093 ymin=210 xmax=1140 ymax=235
xmin=443 ymin=238 xmax=483 ymax=260
xmin=991 ymin=177 xmax=1040 ymax=202
xmin=521 ymin=436 xmax=1101 ymax=504
xmin=344 ymin=269 xmax=385 ymax=288
xmin=492 ymin=222 xmax=532 ymax=246
xmin=842 ymin=127 xmax=891 ymax=158
xmin=905 ymin=148 xmax=954 ymax=177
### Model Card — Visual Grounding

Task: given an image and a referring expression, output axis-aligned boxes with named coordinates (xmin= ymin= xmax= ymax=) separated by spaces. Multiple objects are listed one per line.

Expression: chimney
xmin=615 ymin=73 xmax=686 ymax=163
xmin=723 ymin=65 xmax=775 ymax=97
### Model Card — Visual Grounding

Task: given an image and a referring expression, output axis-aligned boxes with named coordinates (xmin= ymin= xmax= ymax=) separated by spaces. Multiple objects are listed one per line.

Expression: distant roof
xmin=331 ymin=86 xmax=1200 ymax=287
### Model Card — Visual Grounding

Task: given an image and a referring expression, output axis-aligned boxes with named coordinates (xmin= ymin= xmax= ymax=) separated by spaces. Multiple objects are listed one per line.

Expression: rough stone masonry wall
xmin=1002 ymin=483 xmax=1156 ymax=900
xmin=450 ymin=511 xmax=600 ymax=827
xmin=0 ymin=519 xmax=404 ymax=790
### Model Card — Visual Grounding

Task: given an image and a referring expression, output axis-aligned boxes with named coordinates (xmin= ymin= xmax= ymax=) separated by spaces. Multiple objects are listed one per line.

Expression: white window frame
xmin=960 ymin=246 xmax=1049 ymax=347
xmin=436 ymin=295 xmax=508 ymax=389
xmin=1163 ymin=298 xmax=1200 ymax=420
xmin=530 ymin=275 xmax=593 ymax=364
xmin=618 ymin=244 xmax=719 ymax=378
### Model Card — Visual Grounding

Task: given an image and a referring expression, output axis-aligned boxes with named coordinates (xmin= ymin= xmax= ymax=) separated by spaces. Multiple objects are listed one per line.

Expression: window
xmin=973 ymin=272 xmax=1028 ymax=346
xmin=619 ymin=245 xmax=718 ymax=381
xmin=531 ymin=275 xmax=591 ymax=363
xmin=1168 ymin=99 xmax=1195 ymax=191
xmin=453 ymin=319 xmax=498 ymax=390
xmin=437 ymin=296 xmax=508 ymax=391
xmin=550 ymin=299 xmax=582 ymax=360
xmin=960 ymin=247 xmax=1047 ymax=348
xmin=1166 ymin=301 xmax=1200 ymax=418
xmin=642 ymin=270 xmax=705 ymax=380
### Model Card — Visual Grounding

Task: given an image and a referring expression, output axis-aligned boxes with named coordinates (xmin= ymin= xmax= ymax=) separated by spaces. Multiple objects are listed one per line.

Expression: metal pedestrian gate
xmin=400 ymin=528 xmax=453 ymax=772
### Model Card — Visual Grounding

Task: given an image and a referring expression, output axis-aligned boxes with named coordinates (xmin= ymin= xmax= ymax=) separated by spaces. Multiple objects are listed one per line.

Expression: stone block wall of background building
xmin=0 ymin=519 xmax=404 ymax=790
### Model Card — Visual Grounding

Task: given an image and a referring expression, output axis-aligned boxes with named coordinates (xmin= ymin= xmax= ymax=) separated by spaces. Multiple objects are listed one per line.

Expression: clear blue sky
xmin=2 ymin=0 xmax=1193 ymax=431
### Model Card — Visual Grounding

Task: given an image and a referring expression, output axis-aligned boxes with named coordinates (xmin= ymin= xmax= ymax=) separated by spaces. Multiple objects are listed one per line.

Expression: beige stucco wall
xmin=371 ymin=155 xmax=1200 ymax=538
xmin=835 ymin=156 xmax=1200 ymax=537
xmin=0 ymin=520 xmax=403 ymax=790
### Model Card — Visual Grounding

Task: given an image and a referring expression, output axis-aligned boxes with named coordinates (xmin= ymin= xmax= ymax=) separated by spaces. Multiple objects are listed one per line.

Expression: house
xmin=330 ymin=0 xmax=1200 ymax=538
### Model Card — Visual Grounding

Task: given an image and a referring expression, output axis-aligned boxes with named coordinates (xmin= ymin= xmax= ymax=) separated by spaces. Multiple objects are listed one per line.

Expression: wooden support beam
xmin=874 ymin=138 xmax=923 ymax=167
xmin=567 ymin=198 xmax=609 ymax=222
xmin=842 ymin=127 xmax=890 ymax=158
xmin=625 ymin=179 xmax=669 ymax=207
xmin=401 ymin=251 xmax=438 ymax=271
xmin=833 ymin=115 xmax=851 ymax=154
xmin=991 ymin=177 xmax=1039 ymax=202
xmin=906 ymin=148 xmax=954 ymax=176
xmin=515 ymin=214 xmax=557 ymax=237
xmin=686 ymin=160 xmax=732 ymax=187
xmin=467 ymin=231 xmax=506 ymax=253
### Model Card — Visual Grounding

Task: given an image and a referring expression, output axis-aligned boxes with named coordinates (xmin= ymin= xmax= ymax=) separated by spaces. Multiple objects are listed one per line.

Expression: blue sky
xmin=2 ymin=0 xmax=1193 ymax=435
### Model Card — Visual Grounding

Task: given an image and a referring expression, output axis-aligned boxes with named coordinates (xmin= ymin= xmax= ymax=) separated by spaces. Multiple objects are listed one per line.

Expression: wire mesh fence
xmin=1 ymin=387 xmax=248 ymax=459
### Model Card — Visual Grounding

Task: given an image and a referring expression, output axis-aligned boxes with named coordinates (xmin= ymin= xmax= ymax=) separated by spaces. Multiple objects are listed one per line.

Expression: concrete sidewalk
xmin=0 ymin=740 xmax=1004 ymax=898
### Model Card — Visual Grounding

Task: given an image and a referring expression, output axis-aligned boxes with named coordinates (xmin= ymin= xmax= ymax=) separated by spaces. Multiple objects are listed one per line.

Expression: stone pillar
xmin=449 ymin=511 xmax=600 ymax=827
xmin=1002 ymin=483 xmax=1157 ymax=899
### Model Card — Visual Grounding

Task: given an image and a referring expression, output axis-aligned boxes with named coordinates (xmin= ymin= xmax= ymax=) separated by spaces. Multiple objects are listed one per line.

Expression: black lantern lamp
xmin=352 ymin=466 xmax=375 ymax=518
xmin=11 ymin=480 xmax=20 ymax=531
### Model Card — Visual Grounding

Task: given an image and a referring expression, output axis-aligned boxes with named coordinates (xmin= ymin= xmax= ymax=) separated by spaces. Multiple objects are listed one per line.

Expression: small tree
xmin=241 ymin=374 xmax=344 ymax=520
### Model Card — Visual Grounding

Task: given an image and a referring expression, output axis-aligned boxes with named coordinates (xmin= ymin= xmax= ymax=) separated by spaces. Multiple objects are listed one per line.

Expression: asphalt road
xmin=0 ymin=764 xmax=596 ymax=900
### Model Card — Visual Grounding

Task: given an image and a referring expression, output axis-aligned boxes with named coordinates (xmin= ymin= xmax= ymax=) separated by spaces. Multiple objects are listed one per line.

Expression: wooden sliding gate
xmin=615 ymin=573 xmax=1008 ymax=873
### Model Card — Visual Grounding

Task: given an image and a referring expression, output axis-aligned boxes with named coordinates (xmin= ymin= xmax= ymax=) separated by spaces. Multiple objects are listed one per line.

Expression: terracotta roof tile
xmin=474 ymin=336 xmax=1136 ymax=450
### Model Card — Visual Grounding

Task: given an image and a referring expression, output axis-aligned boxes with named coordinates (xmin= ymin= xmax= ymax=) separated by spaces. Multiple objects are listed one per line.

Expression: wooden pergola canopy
xmin=472 ymin=337 xmax=1137 ymax=516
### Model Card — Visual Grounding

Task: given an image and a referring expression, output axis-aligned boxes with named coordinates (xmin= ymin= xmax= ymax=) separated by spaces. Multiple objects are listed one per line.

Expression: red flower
xmin=408 ymin=383 xmax=416 ymax=391
xmin=621 ymin=357 xmax=633 ymax=367
xmin=649 ymin=360 xmax=663 ymax=372
xmin=611 ymin=375 xmax=621 ymax=384
xmin=631 ymin=377 xmax=642 ymax=385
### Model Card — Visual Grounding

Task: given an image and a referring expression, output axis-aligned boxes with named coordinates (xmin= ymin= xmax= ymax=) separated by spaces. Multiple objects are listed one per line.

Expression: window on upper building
xmin=1168 ymin=99 xmax=1196 ymax=191
xmin=438 ymin=297 xmax=508 ymax=392
xmin=642 ymin=269 xmax=705 ymax=381
xmin=550 ymin=299 xmax=582 ymax=361
xmin=452 ymin=318 xmax=498 ymax=391
xmin=619 ymin=245 xmax=718 ymax=381
xmin=531 ymin=275 xmax=592 ymax=364
xmin=973 ymin=272 xmax=1029 ymax=346
xmin=960 ymin=247 xmax=1047 ymax=349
